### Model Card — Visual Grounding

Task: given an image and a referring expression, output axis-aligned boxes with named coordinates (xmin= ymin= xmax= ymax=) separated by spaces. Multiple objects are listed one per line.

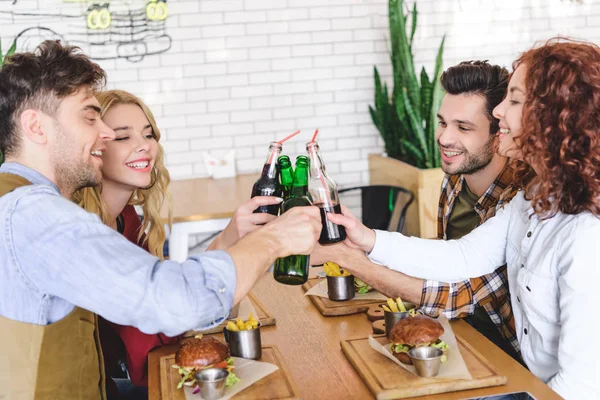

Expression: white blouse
xmin=369 ymin=192 xmax=599 ymax=400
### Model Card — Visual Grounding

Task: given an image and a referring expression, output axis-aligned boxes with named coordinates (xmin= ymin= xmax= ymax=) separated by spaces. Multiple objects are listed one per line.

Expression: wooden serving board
xmin=158 ymin=345 xmax=300 ymax=399
xmin=184 ymin=292 xmax=275 ymax=336
xmin=341 ymin=334 xmax=507 ymax=399
xmin=302 ymin=278 xmax=389 ymax=316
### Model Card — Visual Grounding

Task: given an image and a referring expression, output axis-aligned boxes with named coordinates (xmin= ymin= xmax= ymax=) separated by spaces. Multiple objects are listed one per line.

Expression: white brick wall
xmin=2 ymin=0 xmax=599 ymax=186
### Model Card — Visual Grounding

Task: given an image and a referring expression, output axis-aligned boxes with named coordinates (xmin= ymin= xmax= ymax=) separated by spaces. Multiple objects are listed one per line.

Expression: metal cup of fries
xmin=224 ymin=313 xmax=262 ymax=360
xmin=326 ymin=275 xmax=355 ymax=301
xmin=382 ymin=297 xmax=417 ymax=338
xmin=319 ymin=262 xmax=355 ymax=301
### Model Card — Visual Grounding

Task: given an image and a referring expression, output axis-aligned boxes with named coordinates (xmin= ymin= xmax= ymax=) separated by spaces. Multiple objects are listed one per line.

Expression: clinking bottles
xmin=250 ymin=142 xmax=283 ymax=215
xmin=273 ymin=156 xmax=312 ymax=285
xmin=306 ymin=141 xmax=346 ymax=245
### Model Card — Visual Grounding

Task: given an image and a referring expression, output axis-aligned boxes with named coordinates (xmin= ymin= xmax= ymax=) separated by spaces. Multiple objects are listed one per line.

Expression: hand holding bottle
xmin=306 ymin=141 xmax=347 ymax=245
xmin=274 ymin=156 xmax=313 ymax=285
xmin=325 ymin=205 xmax=376 ymax=253
xmin=261 ymin=206 xmax=322 ymax=259
xmin=208 ymin=196 xmax=283 ymax=250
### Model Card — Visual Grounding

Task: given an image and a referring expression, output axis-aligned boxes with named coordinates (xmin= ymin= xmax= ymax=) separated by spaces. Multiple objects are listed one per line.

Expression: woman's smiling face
xmin=493 ymin=65 xmax=526 ymax=160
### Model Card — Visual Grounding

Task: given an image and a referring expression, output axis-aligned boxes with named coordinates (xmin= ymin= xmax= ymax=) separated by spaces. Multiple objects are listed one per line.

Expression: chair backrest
xmin=338 ymin=185 xmax=414 ymax=233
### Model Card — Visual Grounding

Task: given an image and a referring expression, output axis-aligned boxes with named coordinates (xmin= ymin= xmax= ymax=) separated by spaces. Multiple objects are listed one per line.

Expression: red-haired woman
xmin=325 ymin=38 xmax=600 ymax=399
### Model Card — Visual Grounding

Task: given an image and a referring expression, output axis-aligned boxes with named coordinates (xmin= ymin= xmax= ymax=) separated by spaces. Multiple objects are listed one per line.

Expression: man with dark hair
xmin=0 ymin=41 xmax=321 ymax=399
xmin=314 ymin=61 xmax=521 ymax=361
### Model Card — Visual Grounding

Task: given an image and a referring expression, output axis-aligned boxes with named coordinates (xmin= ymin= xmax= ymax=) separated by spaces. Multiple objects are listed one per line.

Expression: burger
xmin=389 ymin=315 xmax=449 ymax=365
xmin=173 ymin=336 xmax=239 ymax=390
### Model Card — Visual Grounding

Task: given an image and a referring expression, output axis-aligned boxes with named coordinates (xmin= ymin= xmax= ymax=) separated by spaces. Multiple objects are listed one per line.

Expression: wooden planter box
xmin=368 ymin=154 xmax=445 ymax=238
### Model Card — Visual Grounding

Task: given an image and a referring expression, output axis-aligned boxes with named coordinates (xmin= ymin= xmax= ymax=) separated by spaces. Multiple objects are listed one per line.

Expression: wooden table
xmin=160 ymin=174 xmax=258 ymax=261
xmin=149 ymin=268 xmax=560 ymax=400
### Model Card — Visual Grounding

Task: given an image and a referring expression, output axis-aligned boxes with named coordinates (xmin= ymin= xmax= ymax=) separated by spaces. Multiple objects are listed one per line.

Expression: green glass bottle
xmin=273 ymin=156 xmax=312 ymax=285
xmin=277 ymin=155 xmax=294 ymax=200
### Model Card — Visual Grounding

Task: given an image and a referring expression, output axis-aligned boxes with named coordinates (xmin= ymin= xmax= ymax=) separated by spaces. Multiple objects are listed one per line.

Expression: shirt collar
xmin=0 ymin=162 xmax=60 ymax=193
xmin=473 ymin=161 xmax=516 ymax=214
xmin=442 ymin=161 xmax=517 ymax=223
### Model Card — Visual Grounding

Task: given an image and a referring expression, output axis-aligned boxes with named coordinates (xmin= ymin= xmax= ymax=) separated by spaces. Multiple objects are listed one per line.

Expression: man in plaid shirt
xmin=427 ymin=61 xmax=520 ymax=361
xmin=313 ymin=61 xmax=521 ymax=361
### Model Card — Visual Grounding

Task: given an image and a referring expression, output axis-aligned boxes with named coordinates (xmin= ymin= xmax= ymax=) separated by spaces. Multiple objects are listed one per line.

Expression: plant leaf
xmin=420 ymin=66 xmax=432 ymax=122
xmin=394 ymin=89 xmax=407 ymax=127
xmin=393 ymin=0 xmax=421 ymax=121
xmin=370 ymin=67 xmax=384 ymax=132
xmin=428 ymin=36 xmax=446 ymax=168
xmin=368 ymin=105 xmax=380 ymax=133
xmin=6 ymin=39 xmax=16 ymax=58
xmin=401 ymin=139 xmax=424 ymax=165
xmin=402 ymin=88 xmax=428 ymax=163
xmin=388 ymin=0 xmax=404 ymax=90
xmin=409 ymin=2 xmax=417 ymax=50
xmin=1 ymin=38 xmax=17 ymax=69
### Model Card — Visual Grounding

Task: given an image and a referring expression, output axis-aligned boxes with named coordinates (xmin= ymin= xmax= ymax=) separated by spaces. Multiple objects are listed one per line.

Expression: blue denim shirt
xmin=0 ymin=162 xmax=236 ymax=336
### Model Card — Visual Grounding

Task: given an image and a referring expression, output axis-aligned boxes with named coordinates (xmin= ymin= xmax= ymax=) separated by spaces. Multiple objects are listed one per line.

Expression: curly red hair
xmin=513 ymin=38 xmax=600 ymax=218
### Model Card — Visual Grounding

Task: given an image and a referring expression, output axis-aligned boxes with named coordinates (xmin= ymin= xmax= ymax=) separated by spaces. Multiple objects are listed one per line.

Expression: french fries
xmin=323 ymin=261 xmax=351 ymax=277
xmin=382 ymin=296 xmax=408 ymax=313
xmin=226 ymin=312 xmax=259 ymax=331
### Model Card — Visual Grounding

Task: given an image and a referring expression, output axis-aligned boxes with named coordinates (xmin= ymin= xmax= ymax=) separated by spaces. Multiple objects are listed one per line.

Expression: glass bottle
xmin=306 ymin=141 xmax=346 ymax=245
xmin=273 ymin=156 xmax=312 ymax=285
xmin=278 ymin=155 xmax=294 ymax=201
xmin=250 ymin=141 xmax=283 ymax=215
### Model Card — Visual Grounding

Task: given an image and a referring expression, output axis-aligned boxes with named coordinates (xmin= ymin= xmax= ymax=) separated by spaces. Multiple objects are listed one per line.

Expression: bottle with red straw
xmin=305 ymin=130 xmax=347 ymax=245
xmin=250 ymin=130 xmax=301 ymax=215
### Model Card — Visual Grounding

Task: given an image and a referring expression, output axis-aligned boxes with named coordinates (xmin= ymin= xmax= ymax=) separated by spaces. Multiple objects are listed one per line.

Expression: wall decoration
xmin=0 ymin=0 xmax=171 ymax=62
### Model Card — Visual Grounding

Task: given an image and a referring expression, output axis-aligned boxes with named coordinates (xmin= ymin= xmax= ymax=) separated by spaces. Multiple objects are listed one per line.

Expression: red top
xmin=100 ymin=205 xmax=180 ymax=398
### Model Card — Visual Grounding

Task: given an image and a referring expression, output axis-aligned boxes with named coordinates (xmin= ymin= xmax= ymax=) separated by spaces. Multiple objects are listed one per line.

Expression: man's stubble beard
xmin=50 ymin=121 xmax=101 ymax=196
xmin=440 ymin=134 xmax=496 ymax=176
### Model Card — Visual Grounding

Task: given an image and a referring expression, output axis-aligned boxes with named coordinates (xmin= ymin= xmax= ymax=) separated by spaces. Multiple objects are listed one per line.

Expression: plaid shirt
xmin=419 ymin=162 xmax=521 ymax=355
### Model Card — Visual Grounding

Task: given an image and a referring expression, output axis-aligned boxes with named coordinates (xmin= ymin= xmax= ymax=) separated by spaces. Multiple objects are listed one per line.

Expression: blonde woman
xmin=73 ymin=90 xmax=283 ymax=398
xmin=73 ymin=89 xmax=176 ymax=399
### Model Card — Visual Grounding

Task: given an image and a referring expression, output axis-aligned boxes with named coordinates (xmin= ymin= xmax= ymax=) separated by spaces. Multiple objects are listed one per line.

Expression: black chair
xmin=338 ymin=185 xmax=414 ymax=233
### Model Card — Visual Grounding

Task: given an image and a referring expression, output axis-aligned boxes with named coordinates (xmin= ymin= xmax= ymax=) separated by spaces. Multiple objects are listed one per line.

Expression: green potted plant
xmin=368 ymin=0 xmax=446 ymax=238
xmin=0 ymin=36 xmax=17 ymax=165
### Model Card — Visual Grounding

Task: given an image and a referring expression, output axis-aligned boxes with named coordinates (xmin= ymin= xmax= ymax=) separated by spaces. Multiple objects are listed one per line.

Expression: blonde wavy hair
xmin=72 ymin=90 xmax=172 ymax=259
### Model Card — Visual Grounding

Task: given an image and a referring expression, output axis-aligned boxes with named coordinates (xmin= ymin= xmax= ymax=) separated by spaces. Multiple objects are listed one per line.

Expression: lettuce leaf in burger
xmin=354 ymin=277 xmax=373 ymax=294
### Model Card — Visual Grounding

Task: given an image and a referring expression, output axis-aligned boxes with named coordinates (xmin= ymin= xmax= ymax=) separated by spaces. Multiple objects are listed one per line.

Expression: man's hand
xmin=260 ymin=206 xmax=322 ymax=259
xmin=208 ymin=196 xmax=281 ymax=250
xmin=225 ymin=205 xmax=321 ymax=305
xmin=310 ymin=242 xmax=347 ymax=266
xmin=326 ymin=205 xmax=376 ymax=252
xmin=312 ymin=242 xmax=425 ymax=303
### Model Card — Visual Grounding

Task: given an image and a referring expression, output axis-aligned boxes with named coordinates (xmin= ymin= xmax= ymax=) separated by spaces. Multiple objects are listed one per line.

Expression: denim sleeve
xmin=8 ymin=187 xmax=236 ymax=336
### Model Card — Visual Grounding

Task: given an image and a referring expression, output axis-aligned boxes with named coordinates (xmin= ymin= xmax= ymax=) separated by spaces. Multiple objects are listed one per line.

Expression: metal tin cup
xmin=408 ymin=347 xmax=444 ymax=378
xmin=383 ymin=304 xmax=417 ymax=338
xmin=317 ymin=273 xmax=355 ymax=301
xmin=193 ymin=368 xmax=228 ymax=400
xmin=223 ymin=324 xmax=262 ymax=360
